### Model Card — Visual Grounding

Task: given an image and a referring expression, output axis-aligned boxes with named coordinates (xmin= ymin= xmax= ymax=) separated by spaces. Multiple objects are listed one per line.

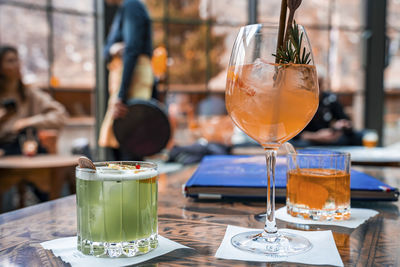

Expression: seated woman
xmin=0 ymin=45 xmax=68 ymax=155
xmin=291 ymin=78 xmax=362 ymax=147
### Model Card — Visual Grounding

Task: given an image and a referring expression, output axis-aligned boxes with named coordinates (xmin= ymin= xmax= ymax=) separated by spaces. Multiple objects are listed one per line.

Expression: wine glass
xmin=225 ymin=24 xmax=319 ymax=256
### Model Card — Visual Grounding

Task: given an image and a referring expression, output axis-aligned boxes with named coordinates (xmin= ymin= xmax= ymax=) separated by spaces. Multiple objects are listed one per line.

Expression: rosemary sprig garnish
xmin=272 ymin=21 xmax=311 ymax=65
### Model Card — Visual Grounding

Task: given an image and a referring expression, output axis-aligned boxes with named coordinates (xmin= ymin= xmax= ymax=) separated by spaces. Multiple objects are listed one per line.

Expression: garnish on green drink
xmin=107 ymin=163 xmax=141 ymax=171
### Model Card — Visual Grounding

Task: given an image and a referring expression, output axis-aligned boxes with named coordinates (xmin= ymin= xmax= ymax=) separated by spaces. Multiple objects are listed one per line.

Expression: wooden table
xmin=0 ymin=164 xmax=399 ymax=266
xmin=0 ymin=155 xmax=79 ymax=209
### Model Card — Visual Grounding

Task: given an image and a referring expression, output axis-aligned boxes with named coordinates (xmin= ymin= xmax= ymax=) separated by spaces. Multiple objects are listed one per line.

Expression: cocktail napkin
xmin=275 ymin=207 xmax=378 ymax=228
xmin=215 ymin=225 xmax=343 ymax=266
xmin=41 ymin=236 xmax=190 ymax=267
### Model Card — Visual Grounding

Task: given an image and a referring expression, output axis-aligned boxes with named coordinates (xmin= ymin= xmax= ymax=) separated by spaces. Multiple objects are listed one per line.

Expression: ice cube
xmin=282 ymin=64 xmax=318 ymax=92
xmin=302 ymin=168 xmax=333 ymax=176
xmin=248 ymin=59 xmax=275 ymax=86
xmin=250 ymin=58 xmax=270 ymax=79
xmin=237 ymin=58 xmax=276 ymax=97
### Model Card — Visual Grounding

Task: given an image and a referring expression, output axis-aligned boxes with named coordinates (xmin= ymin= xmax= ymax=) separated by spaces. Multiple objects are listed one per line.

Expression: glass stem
xmin=264 ymin=148 xmax=278 ymax=239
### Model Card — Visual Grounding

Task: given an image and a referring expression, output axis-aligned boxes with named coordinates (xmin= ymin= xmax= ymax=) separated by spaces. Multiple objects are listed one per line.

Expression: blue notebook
xmin=184 ymin=155 xmax=399 ymax=201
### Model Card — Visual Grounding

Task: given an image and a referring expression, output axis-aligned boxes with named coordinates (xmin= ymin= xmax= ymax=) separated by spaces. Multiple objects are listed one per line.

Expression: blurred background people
xmin=168 ymin=94 xmax=234 ymax=165
xmin=291 ymin=76 xmax=362 ymax=147
xmin=0 ymin=45 xmax=68 ymax=156
xmin=99 ymin=0 xmax=154 ymax=160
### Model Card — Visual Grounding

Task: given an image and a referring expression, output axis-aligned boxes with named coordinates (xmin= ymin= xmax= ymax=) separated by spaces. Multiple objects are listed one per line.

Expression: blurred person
xmin=196 ymin=95 xmax=234 ymax=146
xmin=152 ymin=45 xmax=167 ymax=80
xmin=291 ymin=77 xmax=362 ymax=147
xmin=99 ymin=0 xmax=154 ymax=160
xmin=168 ymin=94 xmax=233 ymax=165
xmin=150 ymin=45 xmax=168 ymax=101
xmin=0 ymin=45 xmax=68 ymax=156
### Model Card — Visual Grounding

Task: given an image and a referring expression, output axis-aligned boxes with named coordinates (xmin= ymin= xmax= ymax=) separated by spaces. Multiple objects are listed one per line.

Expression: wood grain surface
xmin=0 ymin=155 xmax=79 ymax=169
xmin=0 ymin=155 xmax=79 ymax=209
xmin=0 ymin=165 xmax=399 ymax=266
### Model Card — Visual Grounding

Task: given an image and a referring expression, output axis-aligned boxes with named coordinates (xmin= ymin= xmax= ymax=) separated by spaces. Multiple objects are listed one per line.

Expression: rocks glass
xmin=76 ymin=161 xmax=158 ymax=257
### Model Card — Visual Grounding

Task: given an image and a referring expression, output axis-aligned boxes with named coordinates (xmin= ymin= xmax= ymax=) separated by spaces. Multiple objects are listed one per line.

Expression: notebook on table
xmin=184 ymin=155 xmax=399 ymax=201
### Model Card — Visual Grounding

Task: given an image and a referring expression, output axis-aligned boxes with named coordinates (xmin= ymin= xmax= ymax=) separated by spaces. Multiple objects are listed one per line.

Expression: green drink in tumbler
xmin=76 ymin=161 xmax=158 ymax=257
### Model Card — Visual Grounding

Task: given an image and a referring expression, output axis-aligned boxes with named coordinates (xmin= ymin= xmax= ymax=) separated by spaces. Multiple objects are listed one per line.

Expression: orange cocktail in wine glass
xmin=225 ymin=23 xmax=319 ymax=256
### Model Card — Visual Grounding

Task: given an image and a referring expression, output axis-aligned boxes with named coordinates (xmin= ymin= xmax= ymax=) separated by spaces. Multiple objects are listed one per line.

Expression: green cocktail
xmin=76 ymin=161 xmax=158 ymax=258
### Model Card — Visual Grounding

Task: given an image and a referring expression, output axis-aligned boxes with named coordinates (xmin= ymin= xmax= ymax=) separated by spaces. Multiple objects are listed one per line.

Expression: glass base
xmin=231 ymin=230 xmax=312 ymax=256
xmin=287 ymin=202 xmax=351 ymax=221
xmin=78 ymin=234 xmax=158 ymax=257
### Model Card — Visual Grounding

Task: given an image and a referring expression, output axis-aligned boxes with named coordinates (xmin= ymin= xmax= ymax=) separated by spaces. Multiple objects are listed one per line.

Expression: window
xmin=144 ymin=0 xmax=366 ymax=95
xmin=0 ymin=0 xmax=97 ymax=155
xmin=52 ymin=13 xmax=95 ymax=87
xmin=143 ymin=0 xmax=248 ymax=93
xmin=0 ymin=0 xmax=96 ymax=117
xmin=0 ymin=4 xmax=49 ymax=85
xmin=385 ymin=0 xmax=400 ymax=145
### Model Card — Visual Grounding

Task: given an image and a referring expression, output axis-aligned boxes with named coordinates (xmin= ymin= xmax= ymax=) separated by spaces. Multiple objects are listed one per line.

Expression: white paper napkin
xmin=215 ymin=225 xmax=343 ymax=267
xmin=275 ymin=207 xmax=378 ymax=228
xmin=41 ymin=236 xmax=191 ymax=267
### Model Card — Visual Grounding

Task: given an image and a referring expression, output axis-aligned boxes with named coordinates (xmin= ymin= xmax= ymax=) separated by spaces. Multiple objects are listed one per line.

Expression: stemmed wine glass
xmin=225 ymin=23 xmax=319 ymax=256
